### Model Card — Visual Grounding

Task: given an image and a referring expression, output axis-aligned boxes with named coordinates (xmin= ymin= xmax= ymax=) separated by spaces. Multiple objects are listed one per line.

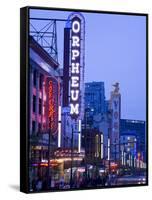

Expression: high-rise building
xmin=84 ymin=82 xmax=110 ymax=161
xmin=85 ymin=82 xmax=106 ymax=116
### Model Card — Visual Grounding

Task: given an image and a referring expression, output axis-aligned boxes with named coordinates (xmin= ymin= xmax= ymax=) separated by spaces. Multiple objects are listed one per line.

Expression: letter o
xmin=72 ymin=21 xmax=80 ymax=33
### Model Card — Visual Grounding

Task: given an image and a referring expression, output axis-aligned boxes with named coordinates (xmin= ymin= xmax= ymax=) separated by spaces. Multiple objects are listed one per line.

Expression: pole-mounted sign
xmin=70 ymin=16 xmax=81 ymax=119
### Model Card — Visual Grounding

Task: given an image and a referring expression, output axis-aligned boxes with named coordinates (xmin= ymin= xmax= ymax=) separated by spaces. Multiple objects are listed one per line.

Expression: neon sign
xmin=70 ymin=16 xmax=81 ymax=119
xmin=48 ymin=80 xmax=54 ymax=121
xmin=47 ymin=78 xmax=58 ymax=134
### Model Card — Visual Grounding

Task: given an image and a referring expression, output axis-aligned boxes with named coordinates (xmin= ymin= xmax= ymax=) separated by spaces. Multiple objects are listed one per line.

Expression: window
xmin=33 ymin=95 xmax=36 ymax=113
xmin=33 ymin=70 xmax=37 ymax=86
xmin=38 ymin=123 xmax=41 ymax=132
xmin=32 ymin=121 xmax=36 ymax=133
xmin=39 ymin=98 xmax=42 ymax=115
xmin=39 ymin=74 xmax=43 ymax=89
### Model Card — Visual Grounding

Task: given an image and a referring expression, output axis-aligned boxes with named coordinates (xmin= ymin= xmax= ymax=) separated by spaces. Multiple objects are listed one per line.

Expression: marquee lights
xmin=70 ymin=17 xmax=81 ymax=118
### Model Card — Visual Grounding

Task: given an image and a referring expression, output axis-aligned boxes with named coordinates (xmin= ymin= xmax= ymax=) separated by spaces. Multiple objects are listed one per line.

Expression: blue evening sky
xmin=30 ymin=9 xmax=146 ymax=121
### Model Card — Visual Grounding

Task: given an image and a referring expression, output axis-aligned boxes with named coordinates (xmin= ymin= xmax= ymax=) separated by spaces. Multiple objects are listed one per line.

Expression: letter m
xmin=70 ymin=104 xmax=79 ymax=115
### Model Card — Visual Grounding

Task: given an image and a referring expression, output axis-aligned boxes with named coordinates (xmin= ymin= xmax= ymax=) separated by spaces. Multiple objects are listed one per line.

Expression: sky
xmin=30 ymin=9 xmax=147 ymax=121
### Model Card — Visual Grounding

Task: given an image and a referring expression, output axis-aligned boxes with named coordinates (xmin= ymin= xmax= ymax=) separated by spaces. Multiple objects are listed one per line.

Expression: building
xmin=120 ymin=119 xmax=146 ymax=161
xmin=81 ymin=129 xmax=103 ymax=164
xmin=120 ymin=135 xmax=137 ymax=167
xmin=105 ymin=100 xmax=110 ymax=113
xmin=28 ymin=12 xmax=86 ymax=190
xmin=29 ymin=36 xmax=62 ymax=189
xmin=85 ymin=82 xmax=106 ymax=116
xmin=93 ymin=113 xmax=111 ymax=160
xmin=83 ymin=82 xmax=113 ymax=161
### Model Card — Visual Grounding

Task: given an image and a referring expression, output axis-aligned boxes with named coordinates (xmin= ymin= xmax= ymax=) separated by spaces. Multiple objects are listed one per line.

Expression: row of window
xmin=33 ymin=70 xmax=43 ymax=89
xmin=33 ymin=95 xmax=42 ymax=115
xmin=32 ymin=69 xmax=44 ymax=133
xmin=32 ymin=121 xmax=42 ymax=133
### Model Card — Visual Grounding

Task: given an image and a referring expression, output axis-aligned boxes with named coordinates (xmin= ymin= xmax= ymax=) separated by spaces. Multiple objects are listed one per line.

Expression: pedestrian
xmin=36 ymin=178 xmax=42 ymax=191
xmin=59 ymin=176 xmax=64 ymax=189
xmin=32 ymin=178 xmax=37 ymax=191
xmin=42 ymin=178 xmax=48 ymax=190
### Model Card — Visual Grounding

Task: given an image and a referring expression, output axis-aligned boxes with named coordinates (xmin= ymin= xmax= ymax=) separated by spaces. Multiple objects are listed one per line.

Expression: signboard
xmin=111 ymin=94 xmax=121 ymax=160
xmin=70 ymin=16 xmax=81 ymax=119
xmin=112 ymin=98 xmax=120 ymax=141
xmin=47 ymin=77 xmax=58 ymax=135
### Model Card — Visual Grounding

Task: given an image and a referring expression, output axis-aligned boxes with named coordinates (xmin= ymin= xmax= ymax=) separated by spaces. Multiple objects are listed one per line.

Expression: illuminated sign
xmin=70 ymin=16 xmax=81 ymax=119
xmin=112 ymin=99 xmax=120 ymax=141
xmin=47 ymin=78 xmax=58 ymax=135
xmin=110 ymin=85 xmax=121 ymax=161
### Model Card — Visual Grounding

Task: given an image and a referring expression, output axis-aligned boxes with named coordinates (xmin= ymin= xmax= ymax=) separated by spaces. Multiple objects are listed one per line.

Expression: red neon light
xmin=48 ymin=81 xmax=54 ymax=130
xmin=47 ymin=79 xmax=58 ymax=134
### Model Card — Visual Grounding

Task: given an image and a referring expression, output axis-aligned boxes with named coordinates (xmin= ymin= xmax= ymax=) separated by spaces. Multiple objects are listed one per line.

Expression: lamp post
xmin=108 ymin=138 xmax=111 ymax=174
xmin=47 ymin=126 xmax=51 ymax=190
xmin=70 ymin=124 xmax=74 ymax=188
xmin=84 ymin=108 xmax=90 ymax=182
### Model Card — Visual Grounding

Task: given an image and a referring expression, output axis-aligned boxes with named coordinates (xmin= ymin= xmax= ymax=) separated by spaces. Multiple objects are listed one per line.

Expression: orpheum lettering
xmin=70 ymin=17 xmax=81 ymax=118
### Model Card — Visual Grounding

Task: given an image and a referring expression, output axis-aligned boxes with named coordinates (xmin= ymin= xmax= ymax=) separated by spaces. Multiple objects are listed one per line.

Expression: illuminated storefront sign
xmin=47 ymin=78 xmax=58 ymax=134
xmin=70 ymin=16 xmax=81 ymax=119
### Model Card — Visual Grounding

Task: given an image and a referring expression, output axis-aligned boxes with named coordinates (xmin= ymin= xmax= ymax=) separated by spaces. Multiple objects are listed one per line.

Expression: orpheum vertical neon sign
xmin=70 ymin=16 xmax=81 ymax=119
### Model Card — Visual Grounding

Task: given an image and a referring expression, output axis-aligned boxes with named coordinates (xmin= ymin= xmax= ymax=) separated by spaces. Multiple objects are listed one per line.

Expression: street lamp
xmin=47 ymin=120 xmax=53 ymax=190
xmin=70 ymin=124 xmax=74 ymax=188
